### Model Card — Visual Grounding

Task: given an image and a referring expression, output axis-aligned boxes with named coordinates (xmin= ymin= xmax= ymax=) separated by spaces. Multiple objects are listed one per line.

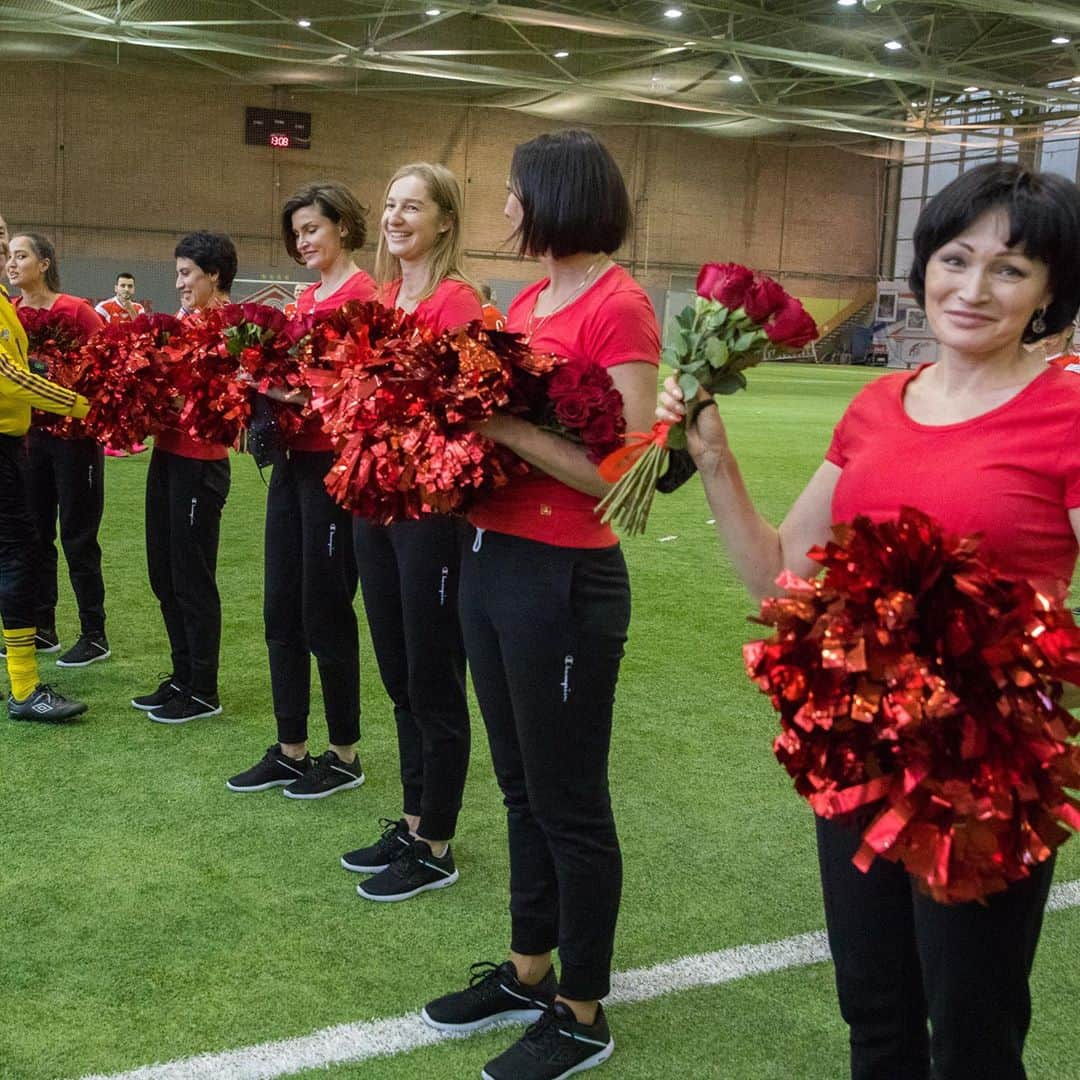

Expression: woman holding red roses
xmin=659 ymin=163 xmax=1080 ymax=1080
xmin=227 ymin=182 xmax=374 ymax=800
xmin=7 ymin=233 xmax=109 ymax=669
xmin=419 ymin=130 xmax=659 ymax=1080
xmin=340 ymin=162 xmax=483 ymax=902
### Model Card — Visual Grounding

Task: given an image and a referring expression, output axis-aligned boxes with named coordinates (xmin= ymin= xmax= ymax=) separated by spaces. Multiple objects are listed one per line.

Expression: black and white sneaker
xmin=226 ymin=745 xmax=312 ymax=792
xmin=131 ymin=676 xmax=181 ymax=711
xmin=148 ymin=691 xmax=221 ymax=724
xmin=55 ymin=635 xmax=111 ymax=668
xmin=422 ymin=961 xmax=557 ymax=1034
xmin=282 ymin=750 xmax=364 ymax=800
xmin=35 ymin=628 xmax=61 ymax=654
xmin=357 ymin=839 xmax=458 ymax=901
xmin=481 ymin=1002 xmax=614 ymax=1080
xmin=341 ymin=818 xmax=412 ymax=873
xmin=8 ymin=683 xmax=88 ymax=724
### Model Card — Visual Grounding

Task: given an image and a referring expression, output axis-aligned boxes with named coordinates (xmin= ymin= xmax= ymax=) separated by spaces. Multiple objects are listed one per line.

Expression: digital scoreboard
xmin=244 ymin=107 xmax=311 ymax=150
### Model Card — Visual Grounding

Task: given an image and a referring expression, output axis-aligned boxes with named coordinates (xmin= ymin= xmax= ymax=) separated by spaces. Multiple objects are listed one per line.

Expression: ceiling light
xmin=554 ymin=50 xmax=570 ymax=58
xmin=297 ymin=18 xmax=311 ymax=27
xmin=663 ymin=7 xmax=683 ymax=17
xmin=963 ymin=85 xmax=979 ymax=92
xmin=1073 ymin=75 xmax=1080 ymax=82
xmin=1052 ymin=36 xmax=1071 ymax=45
xmin=683 ymin=40 xmax=696 ymax=46
xmin=728 ymin=73 xmax=744 ymax=83
xmin=837 ymin=0 xmax=858 ymax=6
xmin=884 ymin=40 xmax=903 ymax=50
xmin=425 ymin=7 xmax=441 ymax=14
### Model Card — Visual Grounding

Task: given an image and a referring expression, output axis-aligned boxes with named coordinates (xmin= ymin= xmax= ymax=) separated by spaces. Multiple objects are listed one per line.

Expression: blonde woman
xmin=341 ymin=163 xmax=482 ymax=902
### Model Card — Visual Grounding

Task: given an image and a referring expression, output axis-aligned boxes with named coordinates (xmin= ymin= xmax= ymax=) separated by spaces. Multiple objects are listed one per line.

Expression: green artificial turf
xmin=2 ymin=364 xmax=1078 ymax=1080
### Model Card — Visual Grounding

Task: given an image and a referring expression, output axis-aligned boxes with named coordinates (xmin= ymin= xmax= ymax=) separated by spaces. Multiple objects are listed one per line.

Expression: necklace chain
xmin=525 ymin=258 xmax=607 ymax=341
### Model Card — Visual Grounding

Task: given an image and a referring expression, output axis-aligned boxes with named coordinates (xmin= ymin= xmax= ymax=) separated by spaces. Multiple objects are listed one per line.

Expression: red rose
xmin=765 ymin=296 xmax=818 ymax=349
xmin=583 ymin=410 xmax=623 ymax=460
xmin=742 ymin=274 xmax=788 ymax=324
xmin=554 ymin=394 xmax=592 ymax=428
xmin=696 ymin=263 xmax=754 ymax=309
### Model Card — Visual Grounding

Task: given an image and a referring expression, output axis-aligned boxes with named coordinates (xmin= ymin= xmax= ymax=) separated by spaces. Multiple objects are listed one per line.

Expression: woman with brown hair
xmin=340 ymin=162 xmax=482 ymax=902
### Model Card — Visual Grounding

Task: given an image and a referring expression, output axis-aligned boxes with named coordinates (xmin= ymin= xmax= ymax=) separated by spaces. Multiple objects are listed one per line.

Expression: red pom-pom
xmin=745 ymin=507 xmax=1080 ymax=904
xmin=21 ymin=308 xmax=91 ymax=437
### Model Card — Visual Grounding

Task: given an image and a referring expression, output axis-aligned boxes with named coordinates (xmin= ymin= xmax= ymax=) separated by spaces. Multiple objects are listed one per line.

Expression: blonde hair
xmin=374 ymin=162 xmax=475 ymax=303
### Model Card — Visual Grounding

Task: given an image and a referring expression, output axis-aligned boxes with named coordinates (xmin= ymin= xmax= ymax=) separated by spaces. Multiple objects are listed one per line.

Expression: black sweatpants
xmin=459 ymin=528 xmax=630 ymax=1002
xmin=353 ymin=515 xmax=469 ymax=842
xmin=0 ymin=434 xmax=38 ymax=629
xmin=145 ymin=447 xmax=230 ymax=699
xmin=816 ymin=816 xmax=1055 ymax=1080
xmin=26 ymin=430 xmax=106 ymax=637
xmin=264 ymin=449 xmax=360 ymax=746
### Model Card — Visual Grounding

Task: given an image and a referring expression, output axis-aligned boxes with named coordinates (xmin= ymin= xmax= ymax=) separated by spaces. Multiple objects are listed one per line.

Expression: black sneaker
xmin=148 ymin=691 xmax=221 ymax=725
xmin=481 ymin=1002 xmax=614 ymax=1080
xmin=421 ymin=961 xmax=557 ymax=1034
xmin=282 ymin=749 xmax=364 ymax=800
xmin=8 ymin=683 xmax=88 ymax=723
xmin=35 ymin=628 xmax=61 ymax=654
xmin=131 ymin=676 xmax=181 ymax=711
xmin=341 ymin=818 xmax=412 ymax=873
xmin=357 ymin=839 xmax=458 ymax=901
xmin=226 ymin=745 xmax=312 ymax=792
xmin=55 ymin=635 xmax=111 ymax=668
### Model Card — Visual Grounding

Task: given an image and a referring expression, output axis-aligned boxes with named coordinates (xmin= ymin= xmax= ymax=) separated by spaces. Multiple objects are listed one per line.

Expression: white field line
xmin=78 ymin=878 xmax=1080 ymax=1080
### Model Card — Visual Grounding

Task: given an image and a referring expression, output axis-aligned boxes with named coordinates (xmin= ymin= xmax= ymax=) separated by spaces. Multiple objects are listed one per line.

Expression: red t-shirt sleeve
xmin=426 ymin=280 xmax=483 ymax=334
xmin=582 ymin=285 xmax=660 ymax=369
xmin=1060 ymin=415 xmax=1080 ymax=508
xmin=54 ymin=295 xmax=105 ymax=339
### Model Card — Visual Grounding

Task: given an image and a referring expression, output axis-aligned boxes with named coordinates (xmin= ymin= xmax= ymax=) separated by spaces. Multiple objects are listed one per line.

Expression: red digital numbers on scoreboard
xmin=269 ymin=133 xmax=291 ymax=148
xmin=244 ymin=107 xmax=311 ymax=150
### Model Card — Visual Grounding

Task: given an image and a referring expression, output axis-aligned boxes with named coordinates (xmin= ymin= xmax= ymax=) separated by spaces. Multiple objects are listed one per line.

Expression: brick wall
xmin=1 ymin=65 xmax=884 ymax=316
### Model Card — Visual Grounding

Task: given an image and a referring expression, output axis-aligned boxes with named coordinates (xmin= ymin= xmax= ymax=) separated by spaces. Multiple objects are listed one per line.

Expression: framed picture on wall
xmin=905 ymin=307 xmax=928 ymax=331
xmin=875 ymin=292 xmax=898 ymax=322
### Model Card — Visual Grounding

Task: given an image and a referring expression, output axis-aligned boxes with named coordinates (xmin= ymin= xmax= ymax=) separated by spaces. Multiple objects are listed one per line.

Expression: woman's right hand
xmin=656 ymin=376 xmax=729 ymax=463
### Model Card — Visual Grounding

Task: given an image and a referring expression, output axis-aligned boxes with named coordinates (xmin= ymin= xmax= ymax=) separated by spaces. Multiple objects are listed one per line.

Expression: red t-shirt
xmin=827 ymin=364 xmax=1080 ymax=584
xmin=1049 ymin=353 xmax=1080 ymax=375
xmin=291 ymin=272 xmax=378 ymax=451
xmin=383 ymin=278 xmax=482 ymax=334
xmin=469 ymin=264 xmax=660 ymax=548
xmin=15 ymin=292 xmax=104 ymax=339
xmin=482 ymin=303 xmax=506 ymax=331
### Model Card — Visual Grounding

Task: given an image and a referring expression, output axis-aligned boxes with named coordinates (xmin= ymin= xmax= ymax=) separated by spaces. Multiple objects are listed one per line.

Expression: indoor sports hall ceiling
xmin=1 ymin=1 xmax=1079 ymax=142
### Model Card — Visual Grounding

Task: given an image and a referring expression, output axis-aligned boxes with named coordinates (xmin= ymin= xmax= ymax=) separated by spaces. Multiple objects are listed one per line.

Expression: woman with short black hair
xmin=133 ymin=231 xmax=237 ymax=724
xmin=227 ymin=182 xmax=374 ymax=798
xmin=420 ymin=130 xmax=660 ymax=1080
xmin=656 ymin=161 xmax=1080 ymax=1079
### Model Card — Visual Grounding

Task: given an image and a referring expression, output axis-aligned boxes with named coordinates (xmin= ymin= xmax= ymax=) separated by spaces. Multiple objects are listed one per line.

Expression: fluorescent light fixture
xmin=554 ymin=50 xmax=570 ymax=58
xmin=837 ymin=0 xmax=858 ymax=6
xmin=884 ymin=40 xmax=903 ymax=50
xmin=1052 ymin=36 xmax=1071 ymax=45
xmin=425 ymin=8 xmax=441 ymax=14
xmin=297 ymin=18 xmax=311 ymax=27
xmin=663 ymin=7 xmax=683 ymax=17
xmin=963 ymin=85 xmax=979 ymax=92
xmin=728 ymin=73 xmax=744 ymax=83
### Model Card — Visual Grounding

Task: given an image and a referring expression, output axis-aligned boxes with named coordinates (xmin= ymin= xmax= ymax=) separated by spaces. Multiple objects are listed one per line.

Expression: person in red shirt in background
xmin=227 ymin=182 xmax=374 ymax=800
xmin=1043 ymin=319 xmax=1079 ymax=372
xmin=7 ymin=233 xmax=111 ymax=670
xmin=339 ymin=162 xmax=481 ymax=903
xmin=132 ymin=231 xmax=236 ymax=725
xmin=479 ymin=282 xmax=505 ymax=330
xmin=282 ymin=282 xmax=306 ymax=319
xmin=420 ymin=131 xmax=659 ymax=1080
xmin=657 ymin=163 xmax=1080 ymax=1080
xmin=96 ymin=273 xmax=148 ymax=457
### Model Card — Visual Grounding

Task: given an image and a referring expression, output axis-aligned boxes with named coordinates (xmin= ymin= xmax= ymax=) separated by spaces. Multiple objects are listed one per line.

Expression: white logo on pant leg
xmin=88 ymin=465 xmax=94 ymax=488
xmin=438 ymin=565 xmax=449 ymax=606
xmin=189 ymin=497 xmax=198 ymax=526
xmin=328 ymin=522 xmax=336 ymax=557
xmin=561 ymin=655 xmax=574 ymax=702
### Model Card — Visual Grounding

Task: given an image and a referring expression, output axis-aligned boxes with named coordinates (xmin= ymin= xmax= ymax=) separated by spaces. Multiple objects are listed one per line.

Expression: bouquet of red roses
xmin=596 ymin=262 xmax=818 ymax=534
xmin=76 ymin=313 xmax=183 ymax=450
xmin=20 ymin=307 xmax=91 ymax=437
xmin=540 ymin=358 xmax=626 ymax=464
xmin=744 ymin=507 xmax=1080 ymax=903
xmin=301 ymin=303 xmax=560 ymax=522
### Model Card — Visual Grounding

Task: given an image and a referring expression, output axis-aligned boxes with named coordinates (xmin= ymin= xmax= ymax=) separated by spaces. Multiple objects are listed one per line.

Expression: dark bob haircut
xmin=280 ymin=181 xmax=368 ymax=264
xmin=174 ymin=232 xmax=238 ymax=294
xmin=509 ymin=129 xmax=631 ymax=258
xmin=909 ymin=162 xmax=1080 ymax=343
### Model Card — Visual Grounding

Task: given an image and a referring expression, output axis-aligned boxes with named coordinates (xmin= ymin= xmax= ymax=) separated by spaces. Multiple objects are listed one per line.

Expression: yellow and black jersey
xmin=0 ymin=287 xmax=89 ymax=436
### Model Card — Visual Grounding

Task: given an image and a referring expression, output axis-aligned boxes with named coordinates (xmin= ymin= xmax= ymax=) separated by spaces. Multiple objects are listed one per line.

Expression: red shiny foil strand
xmin=744 ymin=507 xmax=1080 ymax=904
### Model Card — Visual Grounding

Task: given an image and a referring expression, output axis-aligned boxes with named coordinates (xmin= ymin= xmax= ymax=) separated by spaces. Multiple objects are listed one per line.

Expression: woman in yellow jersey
xmin=0 ymin=256 xmax=92 ymax=721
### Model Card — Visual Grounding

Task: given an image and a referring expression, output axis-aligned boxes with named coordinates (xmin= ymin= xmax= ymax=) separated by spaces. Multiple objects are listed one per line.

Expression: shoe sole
xmin=131 ymin=699 xmax=172 ymax=711
xmin=55 ymin=649 xmax=111 ymax=668
xmin=226 ymin=778 xmax=297 ymax=792
xmin=420 ymin=1005 xmax=545 ymax=1035
xmin=148 ymin=705 xmax=223 ymax=724
xmin=340 ymin=857 xmax=392 ymax=873
xmin=480 ymin=1038 xmax=614 ymax=1080
xmin=36 ymin=642 xmax=61 ymax=654
xmin=282 ymin=773 xmax=365 ymax=800
xmin=357 ymin=868 xmax=459 ymax=902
